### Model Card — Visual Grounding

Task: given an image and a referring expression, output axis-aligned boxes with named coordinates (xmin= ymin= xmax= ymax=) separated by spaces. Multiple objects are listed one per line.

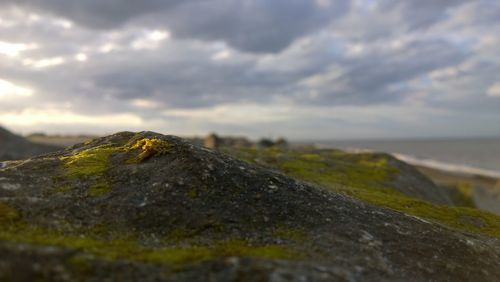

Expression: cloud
xmin=487 ymin=83 xmax=500 ymax=97
xmin=156 ymin=0 xmax=349 ymax=53
xmin=293 ymin=38 xmax=468 ymax=106
xmin=0 ymin=0 xmax=184 ymax=29
xmin=336 ymin=0 xmax=469 ymax=41
xmin=1 ymin=0 xmax=349 ymax=53
xmin=0 ymin=1 xmax=499 ymax=138
xmin=0 ymin=78 xmax=34 ymax=98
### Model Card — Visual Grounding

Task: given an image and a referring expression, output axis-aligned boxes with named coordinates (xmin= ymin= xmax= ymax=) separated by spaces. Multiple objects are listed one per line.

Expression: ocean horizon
xmin=311 ymin=137 xmax=500 ymax=179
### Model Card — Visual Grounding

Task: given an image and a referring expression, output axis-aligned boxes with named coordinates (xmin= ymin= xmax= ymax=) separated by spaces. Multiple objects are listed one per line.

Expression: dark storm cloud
xmin=157 ymin=0 xmax=349 ymax=53
xmin=1 ymin=0 xmax=349 ymax=53
xmin=0 ymin=0 xmax=185 ymax=29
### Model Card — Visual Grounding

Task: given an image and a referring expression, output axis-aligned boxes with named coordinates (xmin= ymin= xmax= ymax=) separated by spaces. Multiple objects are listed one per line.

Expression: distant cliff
xmin=0 ymin=126 xmax=62 ymax=161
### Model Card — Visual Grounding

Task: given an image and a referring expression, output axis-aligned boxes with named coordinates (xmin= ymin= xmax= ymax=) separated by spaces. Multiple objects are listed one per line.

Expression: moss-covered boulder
xmin=222 ymin=146 xmax=453 ymax=205
xmin=1 ymin=131 xmax=500 ymax=281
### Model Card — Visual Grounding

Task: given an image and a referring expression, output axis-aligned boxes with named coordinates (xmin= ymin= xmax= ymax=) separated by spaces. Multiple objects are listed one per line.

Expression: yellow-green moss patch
xmin=61 ymin=144 xmax=123 ymax=178
xmin=279 ymin=154 xmax=500 ymax=237
xmin=0 ymin=202 xmax=20 ymax=224
xmin=227 ymin=147 xmax=500 ymax=238
xmin=51 ymin=185 xmax=73 ymax=194
xmin=340 ymin=187 xmax=500 ymax=237
xmin=450 ymin=182 xmax=475 ymax=208
xmin=278 ymin=152 xmax=397 ymax=190
xmin=273 ymin=227 xmax=306 ymax=241
xmin=128 ymin=138 xmax=174 ymax=163
xmin=0 ymin=223 xmax=299 ymax=265
xmin=300 ymin=154 xmax=324 ymax=162
xmin=88 ymin=182 xmax=112 ymax=197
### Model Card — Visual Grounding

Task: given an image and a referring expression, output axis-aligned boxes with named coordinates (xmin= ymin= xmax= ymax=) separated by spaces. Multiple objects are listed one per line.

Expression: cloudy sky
xmin=0 ymin=0 xmax=499 ymax=140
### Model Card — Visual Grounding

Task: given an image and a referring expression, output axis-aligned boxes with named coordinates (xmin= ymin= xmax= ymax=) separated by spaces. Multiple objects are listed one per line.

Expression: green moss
xmin=59 ymin=145 xmax=119 ymax=197
xmin=341 ymin=187 xmax=500 ymax=237
xmin=220 ymin=147 xmax=260 ymax=165
xmin=226 ymin=147 xmax=500 ymax=238
xmin=279 ymin=153 xmax=500 ymax=237
xmin=273 ymin=227 xmax=306 ymax=241
xmin=0 ymin=223 xmax=299 ymax=265
xmin=88 ymin=182 xmax=112 ymax=197
xmin=299 ymin=154 xmax=324 ymax=162
xmin=278 ymin=152 xmax=396 ymax=190
xmin=187 ymin=189 xmax=198 ymax=199
xmin=144 ymin=246 xmax=213 ymax=263
xmin=0 ymin=202 xmax=20 ymax=224
xmin=450 ymin=182 xmax=475 ymax=208
xmin=59 ymin=138 xmax=174 ymax=197
xmin=51 ymin=185 xmax=73 ymax=193
xmin=61 ymin=138 xmax=174 ymax=177
xmin=207 ymin=240 xmax=299 ymax=260
xmin=61 ymin=144 xmax=122 ymax=178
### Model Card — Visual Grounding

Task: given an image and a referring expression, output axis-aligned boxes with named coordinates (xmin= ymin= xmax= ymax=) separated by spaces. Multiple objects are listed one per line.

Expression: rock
xmin=0 ymin=131 xmax=500 ymax=281
xmin=384 ymin=154 xmax=454 ymax=205
xmin=258 ymin=138 xmax=275 ymax=148
xmin=0 ymin=126 xmax=62 ymax=161
xmin=274 ymin=138 xmax=289 ymax=149
xmin=223 ymin=147 xmax=453 ymax=206
xmin=204 ymin=133 xmax=220 ymax=149
xmin=204 ymin=133 xmax=253 ymax=149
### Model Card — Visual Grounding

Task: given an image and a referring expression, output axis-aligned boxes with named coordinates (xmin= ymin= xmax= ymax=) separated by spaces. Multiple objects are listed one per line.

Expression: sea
xmin=313 ymin=138 xmax=500 ymax=179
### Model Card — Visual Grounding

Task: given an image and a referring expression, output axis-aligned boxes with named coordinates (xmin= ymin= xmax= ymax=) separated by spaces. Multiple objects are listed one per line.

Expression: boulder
xmin=1 ymin=131 xmax=499 ymax=281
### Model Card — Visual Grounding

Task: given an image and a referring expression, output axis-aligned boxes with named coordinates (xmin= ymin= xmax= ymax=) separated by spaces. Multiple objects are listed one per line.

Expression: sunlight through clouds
xmin=0 ymin=109 xmax=142 ymax=127
xmin=0 ymin=41 xmax=37 ymax=57
xmin=131 ymin=29 xmax=170 ymax=50
xmin=487 ymin=83 xmax=500 ymax=97
xmin=23 ymin=57 xmax=65 ymax=68
xmin=0 ymin=79 xmax=33 ymax=98
xmin=74 ymin=53 xmax=88 ymax=62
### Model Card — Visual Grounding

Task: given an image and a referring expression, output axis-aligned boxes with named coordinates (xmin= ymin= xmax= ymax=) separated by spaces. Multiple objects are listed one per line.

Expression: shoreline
xmin=415 ymin=165 xmax=500 ymax=215
xmin=393 ymin=153 xmax=500 ymax=179
xmin=314 ymin=142 xmax=500 ymax=214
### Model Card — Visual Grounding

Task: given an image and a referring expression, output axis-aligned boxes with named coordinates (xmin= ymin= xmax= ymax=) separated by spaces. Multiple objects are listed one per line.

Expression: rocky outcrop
xmin=222 ymin=146 xmax=453 ymax=205
xmin=0 ymin=126 xmax=61 ymax=161
xmin=1 ymin=131 xmax=500 ymax=281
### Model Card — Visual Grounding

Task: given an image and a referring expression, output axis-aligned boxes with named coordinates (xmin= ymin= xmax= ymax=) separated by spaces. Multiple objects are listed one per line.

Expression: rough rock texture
xmin=222 ymin=146 xmax=453 ymax=205
xmin=0 ymin=126 xmax=61 ymax=161
xmin=0 ymin=131 xmax=500 ymax=281
xmin=386 ymin=156 xmax=454 ymax=205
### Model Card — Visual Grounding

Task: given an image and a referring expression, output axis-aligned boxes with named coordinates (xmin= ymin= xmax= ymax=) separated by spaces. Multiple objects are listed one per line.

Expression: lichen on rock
xmin=128 ymin=138 xmax=174 ymax=163
xmin=61 ymin=144 xmax=122 ymax=178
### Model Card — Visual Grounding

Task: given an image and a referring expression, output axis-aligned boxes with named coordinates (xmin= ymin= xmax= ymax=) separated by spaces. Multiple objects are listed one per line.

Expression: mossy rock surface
xmin=222 ymin=147 xmax=453 ymax=205
xmin=1 ymin=131 xmax=500 ymax=281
